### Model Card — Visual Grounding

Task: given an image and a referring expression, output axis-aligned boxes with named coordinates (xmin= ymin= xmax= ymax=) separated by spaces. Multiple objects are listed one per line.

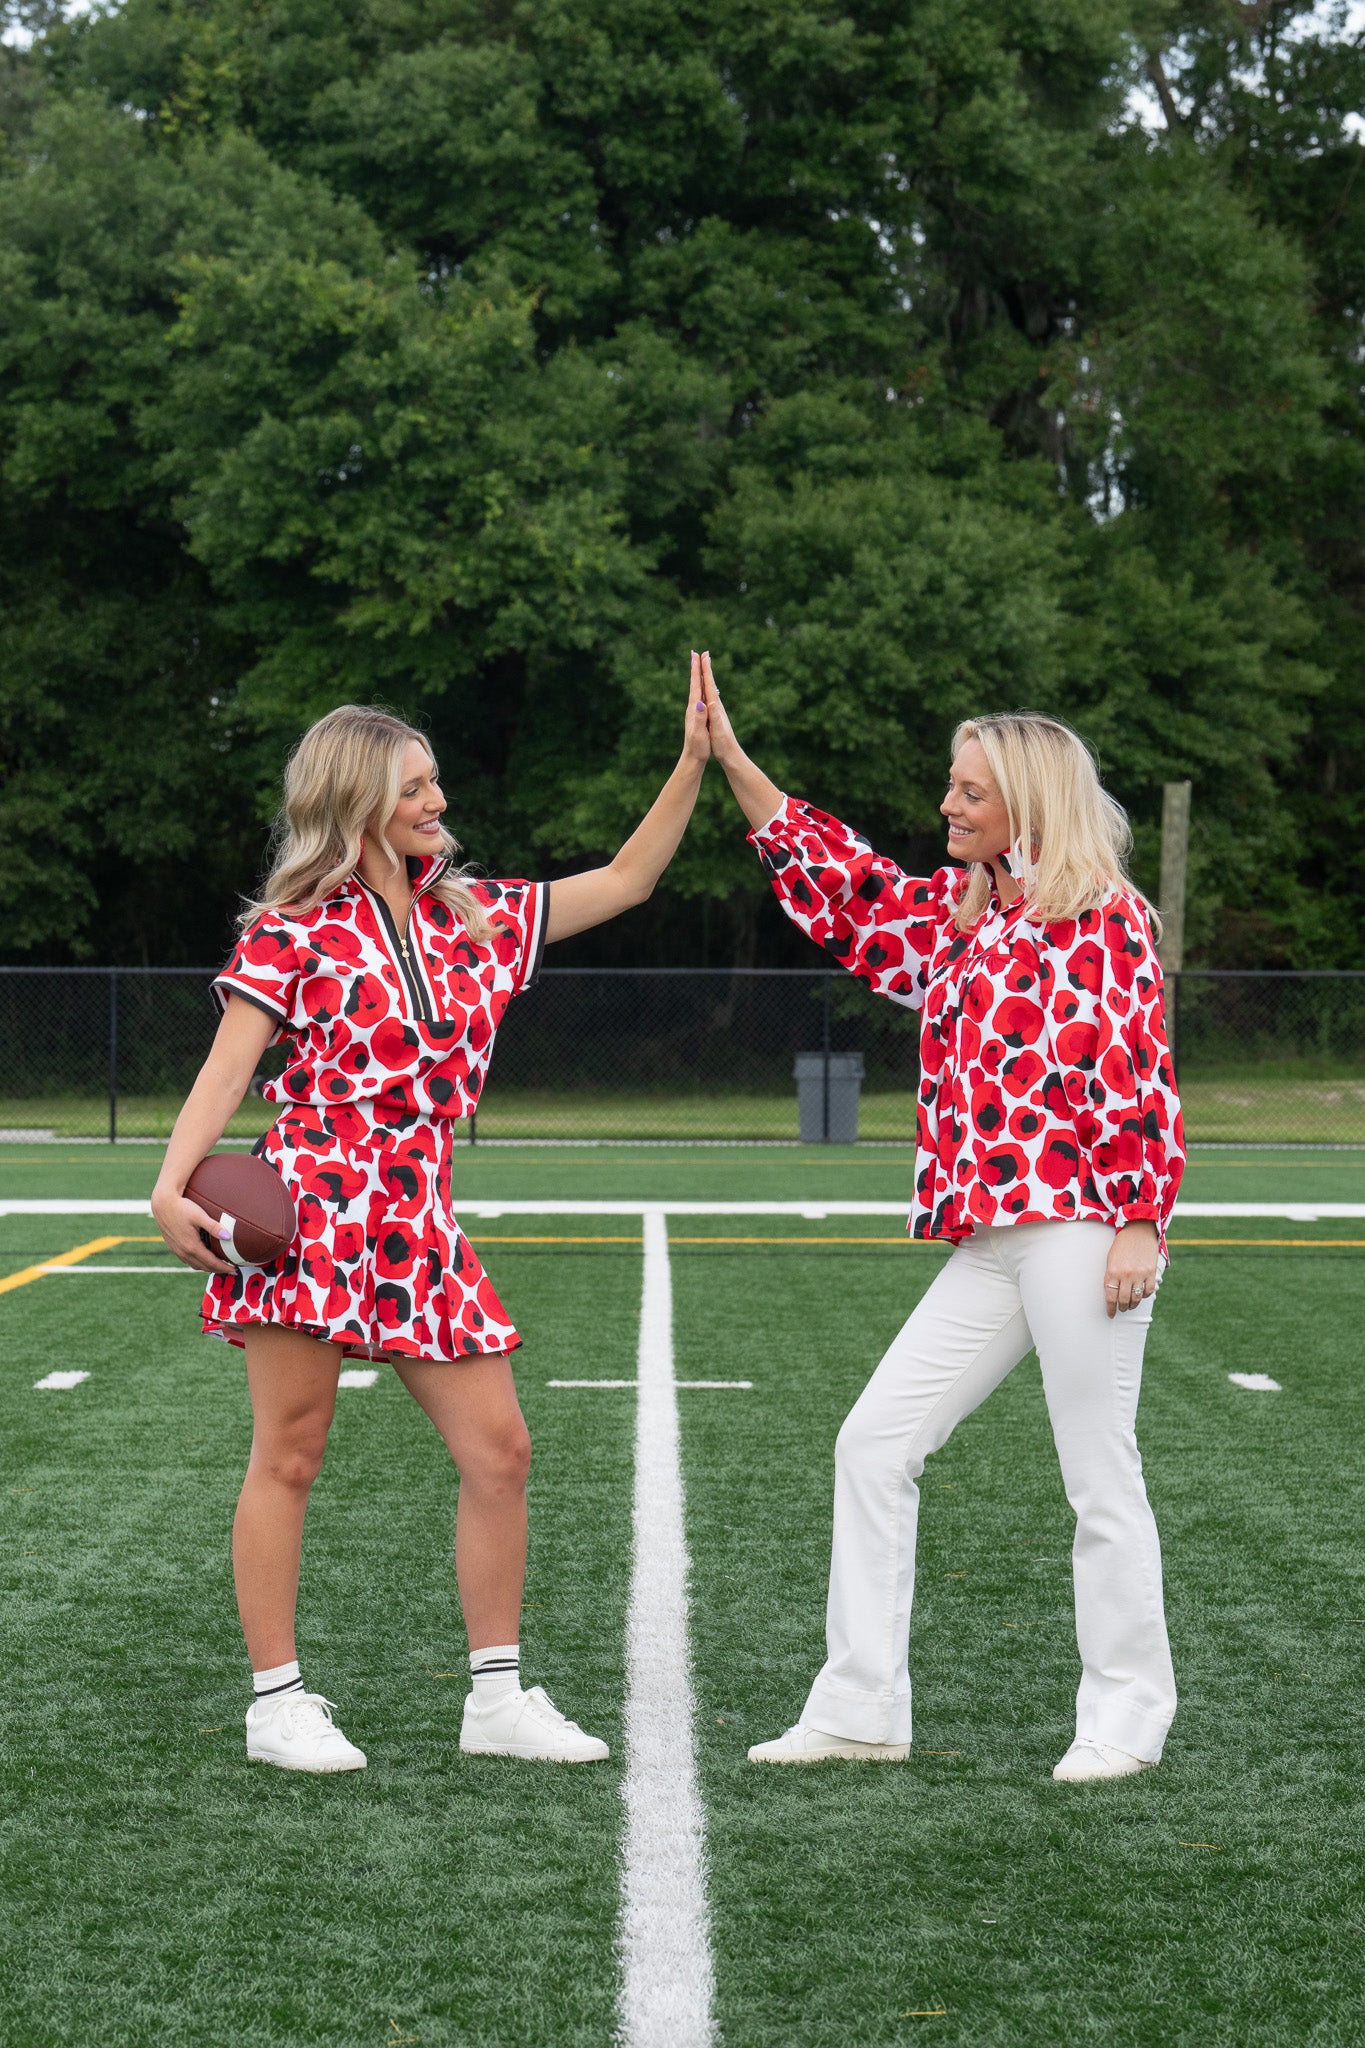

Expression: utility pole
xmin=1157 ymin=780 xmax=1191 ymax=1072
xmin=1157 ymin=781 xmax=1191 ymax=975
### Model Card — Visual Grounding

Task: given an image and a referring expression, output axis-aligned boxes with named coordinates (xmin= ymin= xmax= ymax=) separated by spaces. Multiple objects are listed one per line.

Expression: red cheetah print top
xmin=213 ymin=856 xmax=546 ymax=1120
xmin=751 ymin=796 xmax=1185 ymax=1248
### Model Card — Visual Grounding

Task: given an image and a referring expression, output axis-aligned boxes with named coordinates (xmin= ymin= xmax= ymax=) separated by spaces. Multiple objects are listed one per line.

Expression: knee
xmin=834 ymin=1406 xmax=887 ymax=1481
xmin=834 ymin=1399 xmax=928 ymax=1491
xmin=460 ymin=1421 xmax=532 ymax=1494
xmin=253 ymin=1432 xmax=328 ymax=1494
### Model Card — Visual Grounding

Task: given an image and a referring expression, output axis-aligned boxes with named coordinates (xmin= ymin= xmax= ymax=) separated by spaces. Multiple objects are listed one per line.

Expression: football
xmin=184 ymin=1151 xmax=297 ymax=1267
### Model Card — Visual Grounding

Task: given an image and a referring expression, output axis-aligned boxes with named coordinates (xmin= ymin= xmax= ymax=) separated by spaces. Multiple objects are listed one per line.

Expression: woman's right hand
xmin=699 ymin=652 xmax=785 ymax=827
xmin=152 ymin=1184 xmax=238 ymax=1276
xmin=699 ymin=652 xmax=744 ymax=769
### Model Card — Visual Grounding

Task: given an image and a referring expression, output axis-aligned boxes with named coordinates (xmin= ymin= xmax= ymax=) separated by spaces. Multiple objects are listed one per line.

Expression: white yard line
xmin=618 ymin=1212 xmax=715 ymax=2048
xmin=550 ymin=1379 xmax=752 ymax=1390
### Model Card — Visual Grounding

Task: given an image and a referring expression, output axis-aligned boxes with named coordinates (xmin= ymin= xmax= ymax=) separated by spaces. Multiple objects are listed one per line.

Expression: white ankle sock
xmin=253 ymin=1658 xmax=305 ymax=1707
xmin=469 ymin=1644 xmax=520 ymax=1703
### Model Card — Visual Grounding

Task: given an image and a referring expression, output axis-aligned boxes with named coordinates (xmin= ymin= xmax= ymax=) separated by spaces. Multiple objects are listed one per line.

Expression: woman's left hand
xmin=1104 ymin=1221 xmax=1160 ymax=1318
xmin=681 ymin=650 xmax=712 ymax=766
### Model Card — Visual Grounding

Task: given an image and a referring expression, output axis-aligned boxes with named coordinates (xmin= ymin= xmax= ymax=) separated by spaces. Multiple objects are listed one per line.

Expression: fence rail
xmin=1 ymin=965 xmax=1363 ymax=1146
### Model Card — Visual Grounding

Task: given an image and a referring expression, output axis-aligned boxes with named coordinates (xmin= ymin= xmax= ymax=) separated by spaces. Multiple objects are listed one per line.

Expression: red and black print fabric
xmin=212 ymin=858 xmax=545 ymax=1123
xmin=203 ymin=857 xmax=543 ymax=1361
xmin=202 ymin=1103 xmax=518 ymax=1360
xmin=750 ymin=796 xmax=1185 ymax=1248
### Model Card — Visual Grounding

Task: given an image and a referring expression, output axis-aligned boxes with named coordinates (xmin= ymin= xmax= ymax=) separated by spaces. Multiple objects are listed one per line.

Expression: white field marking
xmin=1228 ymin=1372 xmax=1283 ymax=1392
xmin=38 ymin=1264 xmax=190 ymax=1274
xmin=0 ymin=1202 xmax=154 ymax=1215
xmin=619 ymin=1211 xmax=715 ymax=2048
xmin=337 ymin=1368 xmax=379 ymax=1389
xmin=34 ymin=1370 xmax=91 ymax=1390
xmin=549 ymin=1379 xmax=752 ymax=1390
xmin=550 ymin=1379 xmax=638 ymax=1388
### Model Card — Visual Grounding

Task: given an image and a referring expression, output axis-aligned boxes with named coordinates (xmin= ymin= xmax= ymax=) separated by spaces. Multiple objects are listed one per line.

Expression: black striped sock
xmin=469 ymin=1643 xmax=520 ymax=1703
xmin=253 ymin=1658 xmax=305 ymax=1707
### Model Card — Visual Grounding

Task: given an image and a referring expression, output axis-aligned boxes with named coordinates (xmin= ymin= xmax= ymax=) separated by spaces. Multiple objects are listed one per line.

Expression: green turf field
xmin=2 ymin=1145 xmax=1363 ymax=2045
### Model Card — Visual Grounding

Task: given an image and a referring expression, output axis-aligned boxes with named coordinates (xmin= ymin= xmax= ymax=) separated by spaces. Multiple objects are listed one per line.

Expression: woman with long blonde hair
xmin=153 ymin=665 xmax=711 ymax=1772
xmin=700 ymin=659 xmax=1184 ymax=1781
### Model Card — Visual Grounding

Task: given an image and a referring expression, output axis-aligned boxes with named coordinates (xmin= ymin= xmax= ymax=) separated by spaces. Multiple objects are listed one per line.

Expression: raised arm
xmin=151 ymin=994 xmax=277 ymax=1274
xmin=544 ymin=654 xmax=711 ymax=944
xmin=698 ymin=652 xmax=782 ymax=827
xmin=700 ymin=652 xmax=955 ymax=1007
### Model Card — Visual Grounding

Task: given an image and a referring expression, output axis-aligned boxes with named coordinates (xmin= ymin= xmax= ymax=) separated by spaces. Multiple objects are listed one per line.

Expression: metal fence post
xmin=821 ymin=974 xmax=832 ymax=1143
xmin=108 ymin=967 xmax=119 ymax=1146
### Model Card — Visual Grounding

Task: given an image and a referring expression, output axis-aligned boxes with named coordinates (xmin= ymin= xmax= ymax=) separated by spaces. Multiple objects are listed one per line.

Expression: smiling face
xmin=940 ymin=737 xmax=1013 ymax=868
xmin=378 ymin=738 xmax=447 ymax=861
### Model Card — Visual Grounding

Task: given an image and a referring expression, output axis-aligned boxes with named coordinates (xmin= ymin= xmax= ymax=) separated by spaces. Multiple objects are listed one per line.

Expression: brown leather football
xmin=185 ymin=1151 xmax=296 ymax=1267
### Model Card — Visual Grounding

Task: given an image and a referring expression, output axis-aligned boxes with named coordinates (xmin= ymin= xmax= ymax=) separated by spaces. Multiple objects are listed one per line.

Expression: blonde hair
xmin=242 ymin=705 xmax=492 ymax=941
xmin=950 ymin=712 xmax=1160 ymax=935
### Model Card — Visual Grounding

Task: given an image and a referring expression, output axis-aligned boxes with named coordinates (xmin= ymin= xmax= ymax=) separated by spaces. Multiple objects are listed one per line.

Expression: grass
xmin=1 ymin=1152 xmax=1363 ymax=2044
xmin=0 ymin=1225 xmax=637 ymax=2048
xmin=3 ymin=1069 xmax=1365 ymax=1143
xmin=676 ymin=1222 xmax=1365 ymax=2046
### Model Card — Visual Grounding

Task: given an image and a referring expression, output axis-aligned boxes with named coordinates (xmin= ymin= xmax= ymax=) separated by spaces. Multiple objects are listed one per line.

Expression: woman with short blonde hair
xmin=153 ymin=667 xmax=712 ymax=1773
xmin=701 ymin=663 xmax=1184 ymax=1782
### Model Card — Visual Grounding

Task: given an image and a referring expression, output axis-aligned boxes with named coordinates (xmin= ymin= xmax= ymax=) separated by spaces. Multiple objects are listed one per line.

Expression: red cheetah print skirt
xmin=201 ymin=1102 xmax=518 ymax=1362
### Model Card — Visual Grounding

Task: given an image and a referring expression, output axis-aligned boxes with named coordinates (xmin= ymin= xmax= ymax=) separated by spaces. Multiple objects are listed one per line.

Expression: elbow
xmin=611 ymin=860 xmax=655 ymax=911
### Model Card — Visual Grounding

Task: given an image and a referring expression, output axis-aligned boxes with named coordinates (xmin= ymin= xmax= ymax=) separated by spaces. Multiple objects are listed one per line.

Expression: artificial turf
xmin=675 ymin=1223 xmax=1365 ymax=2046
xmin=0 ymin=1226 xmax=638 ymax=2048
xmin=1 ymin=1150 xmax=1363 ymax=2046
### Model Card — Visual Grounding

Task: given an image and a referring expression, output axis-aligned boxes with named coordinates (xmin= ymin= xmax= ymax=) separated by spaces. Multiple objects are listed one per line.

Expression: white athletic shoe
xmin=245 ymin=1692 xmax=367 ymax=1774
xmin=1052 ymin=1737 xmax=1154 ymax=1782
xmin=747 ymin=1723 xmax=910 ymax=1764
xmin=459 ymin=1684 xmax=609 ymax=1763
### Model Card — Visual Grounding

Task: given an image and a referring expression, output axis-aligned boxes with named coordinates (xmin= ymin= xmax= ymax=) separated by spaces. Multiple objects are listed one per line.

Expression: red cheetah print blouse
xmin=213 ymin=856 xmax=546 ymax=1120
xmin=750 ymin=797 xmax=1185 ymax=1248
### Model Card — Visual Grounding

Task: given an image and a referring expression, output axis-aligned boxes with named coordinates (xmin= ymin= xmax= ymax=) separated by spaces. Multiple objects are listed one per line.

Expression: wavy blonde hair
xmin=242 ymin=705 xmax=492 ymax=941
xmin=951 ymin=712 xmax=1160 ymax=935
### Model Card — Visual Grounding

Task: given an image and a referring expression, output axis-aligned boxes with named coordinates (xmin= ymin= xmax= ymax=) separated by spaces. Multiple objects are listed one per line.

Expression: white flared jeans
xmin=802 ymin=1220 xmax=1176 ymax=1761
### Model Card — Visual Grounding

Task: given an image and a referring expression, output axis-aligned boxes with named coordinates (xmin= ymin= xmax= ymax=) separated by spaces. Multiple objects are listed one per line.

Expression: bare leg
xmin=392 ymin=1354 xmax=530 ymax=1651
xmin=233 ymin=1326 xmax=342 ymax=1670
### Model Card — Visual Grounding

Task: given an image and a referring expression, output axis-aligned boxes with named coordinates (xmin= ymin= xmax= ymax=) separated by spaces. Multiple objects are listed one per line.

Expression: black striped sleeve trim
xmin=212 ymin=976 xmax=290 ymax=1034
xmin=518 ymin=882 xmax=549 ymax=995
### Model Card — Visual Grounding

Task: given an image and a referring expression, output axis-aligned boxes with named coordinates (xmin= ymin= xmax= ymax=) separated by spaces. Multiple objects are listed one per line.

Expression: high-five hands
xmin=682 ymin=651 xmax=712 ymax=765
xmin=698 ymin=652 xmax=742 ymax=770
xmin=695 ymin=650 xmax=784 ymax=828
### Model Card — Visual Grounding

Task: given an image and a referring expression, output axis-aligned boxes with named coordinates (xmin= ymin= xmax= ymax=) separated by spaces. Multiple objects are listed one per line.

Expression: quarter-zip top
xmin=356 ymin=857 xmax=447 ymax=1024
xmin=211 ymin=870 xmax=547 ymax=1124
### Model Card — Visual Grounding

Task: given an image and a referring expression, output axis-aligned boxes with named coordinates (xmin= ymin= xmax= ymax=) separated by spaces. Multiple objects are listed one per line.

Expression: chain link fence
xmin=1 ymin=966 xmax=1362 ymax=1145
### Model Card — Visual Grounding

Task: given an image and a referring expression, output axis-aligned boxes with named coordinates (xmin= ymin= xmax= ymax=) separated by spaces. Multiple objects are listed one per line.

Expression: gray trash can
xmin=794 ymin=1052 xmax=865 ymax=1143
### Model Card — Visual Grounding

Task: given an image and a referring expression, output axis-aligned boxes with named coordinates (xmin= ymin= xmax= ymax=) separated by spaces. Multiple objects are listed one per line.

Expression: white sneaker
xmin=459 ymin=1684 xmax=609 ymax=1762
xmin=1052 ymin=1737 xmax=1154 ymax=1782
xmin=245 ymin=1692 xmax=367 ymax=1773
xmin=747 ymin=1723 xmax=910 ymax=1764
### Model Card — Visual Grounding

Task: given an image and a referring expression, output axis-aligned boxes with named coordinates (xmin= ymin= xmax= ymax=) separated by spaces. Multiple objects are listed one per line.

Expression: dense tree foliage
xmin=0 ymin=0 xmax=1361 ymax=963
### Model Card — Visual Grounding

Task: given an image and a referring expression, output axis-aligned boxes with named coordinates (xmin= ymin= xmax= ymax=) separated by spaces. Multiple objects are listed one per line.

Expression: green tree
xmin=0 ymin=0 xmax=1359 ymax=964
